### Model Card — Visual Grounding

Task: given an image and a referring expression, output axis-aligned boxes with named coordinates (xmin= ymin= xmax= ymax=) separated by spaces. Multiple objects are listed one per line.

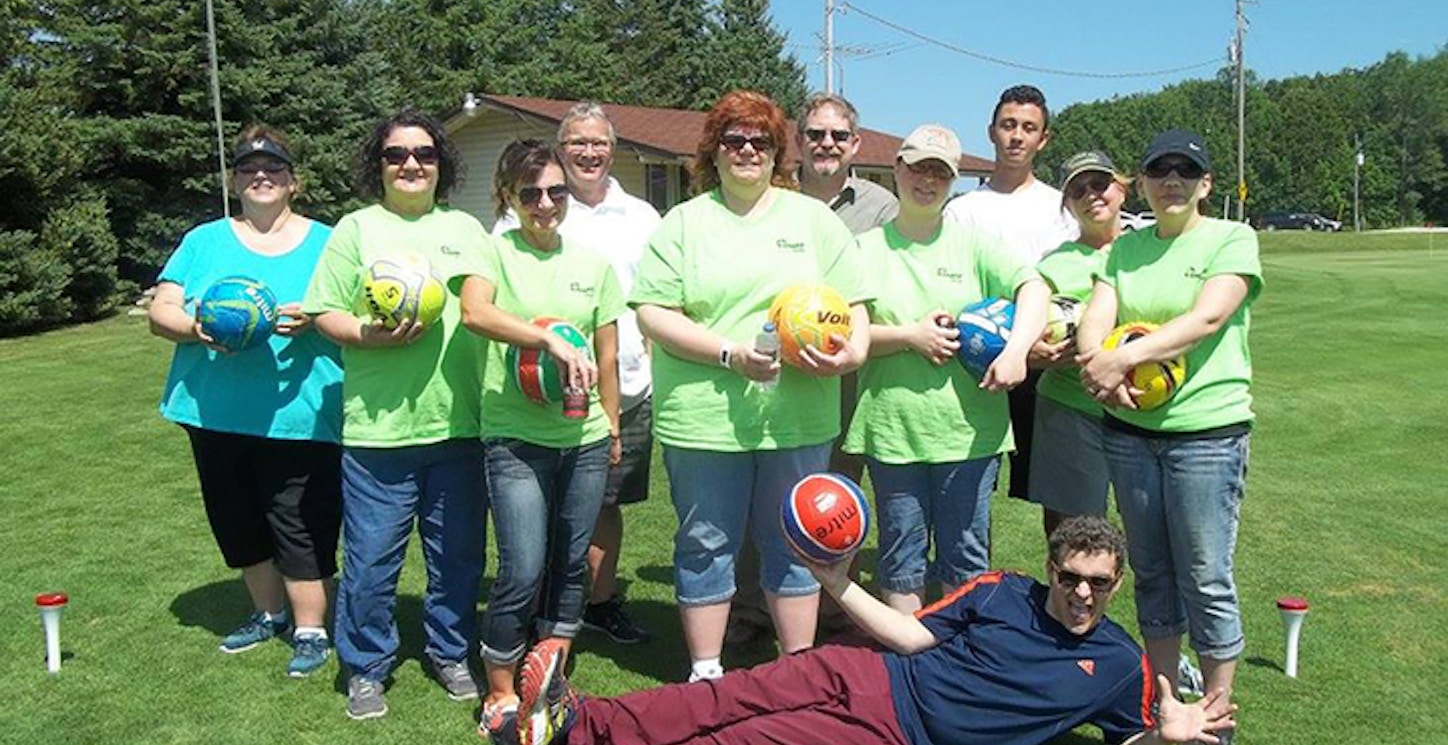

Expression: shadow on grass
xmin=1244 ymin=655 xmax=1284 ymax=674
xmin=171 ymin=580 xmax=440 ymax=694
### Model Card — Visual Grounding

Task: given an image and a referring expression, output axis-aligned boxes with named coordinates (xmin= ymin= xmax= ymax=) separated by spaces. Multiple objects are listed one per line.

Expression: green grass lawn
xmin=2 ymin=231 xmax=1445 ymax=744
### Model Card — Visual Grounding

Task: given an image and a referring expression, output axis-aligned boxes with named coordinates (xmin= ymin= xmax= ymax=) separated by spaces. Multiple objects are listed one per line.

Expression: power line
xmin=839 ymin=1 xmax=1225 ymax=79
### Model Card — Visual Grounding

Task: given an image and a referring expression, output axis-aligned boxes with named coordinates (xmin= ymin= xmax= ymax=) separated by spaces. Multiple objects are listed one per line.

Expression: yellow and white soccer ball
xmin=364 ymin=253 xmax=445 ymax=329
xmin=1044 ymin=295 xmax=1084 ymax=344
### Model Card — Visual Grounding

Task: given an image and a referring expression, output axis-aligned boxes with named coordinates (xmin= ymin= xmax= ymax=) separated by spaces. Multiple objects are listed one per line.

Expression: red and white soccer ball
xmin=781 ymin=473 xmax=871 ymax=564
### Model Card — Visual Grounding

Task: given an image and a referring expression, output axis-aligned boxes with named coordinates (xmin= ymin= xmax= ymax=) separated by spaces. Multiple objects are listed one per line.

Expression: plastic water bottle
xmin=755 ymin=322 xmax=781 ymax=390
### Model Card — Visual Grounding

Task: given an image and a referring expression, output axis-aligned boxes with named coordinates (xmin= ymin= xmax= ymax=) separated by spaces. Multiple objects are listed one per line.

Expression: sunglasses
xmin=381 ymin=145 xmax=440 ymax=166
xmin=236 ymin=162 xmax=288 ymax=176
xmin=1143 ymin=158 xmax=1205 ymax=180
xmin=719 ymin=134 xmax=775 ymax=153
xmin=905 ymin=159 xmax=954 ymax=181
xmin=1067 ymin=173 xmax=1115 ymax=200
xmin=804 ymin=128 xmax=853 ymax=144
xmin=518 ymin=184 xmax=570 ymax=207
xmin=1052 ymin=566 xmax=1117 ymax=593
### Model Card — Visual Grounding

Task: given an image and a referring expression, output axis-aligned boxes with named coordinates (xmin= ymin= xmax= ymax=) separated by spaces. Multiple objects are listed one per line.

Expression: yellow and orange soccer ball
xmin=1102 ymin=322 xmax=1187 ymax=410
xmin=768 ymin=284 xmax=852 ymax=367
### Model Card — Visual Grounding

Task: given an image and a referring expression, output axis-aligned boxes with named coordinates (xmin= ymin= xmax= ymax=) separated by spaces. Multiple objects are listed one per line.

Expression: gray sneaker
xmin=346 ymin=676 xmax=388 ymax=720
xmin=432 ymin=658 xmax=480 ymax=701
xmin=1177 ymin=656 xmax=1205 ymax=698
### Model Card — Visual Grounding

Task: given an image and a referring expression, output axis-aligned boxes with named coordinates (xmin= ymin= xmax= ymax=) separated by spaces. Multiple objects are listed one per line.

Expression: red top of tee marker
xmin=35 ymin=592 xmax=69 ymax=607
xmin=1276 ymin=596 xmax=1309 ymax=611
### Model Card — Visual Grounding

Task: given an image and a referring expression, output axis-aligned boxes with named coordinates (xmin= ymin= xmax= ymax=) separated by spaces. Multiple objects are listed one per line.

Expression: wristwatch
xmin=719 ymin=343 xmax=732 ymax=369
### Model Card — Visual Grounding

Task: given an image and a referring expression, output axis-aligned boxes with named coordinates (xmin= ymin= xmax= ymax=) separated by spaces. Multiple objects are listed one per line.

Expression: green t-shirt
xmin=454 ymin=231 xmax=625 ymax=448
xmin=1096 ymin=217 xmax=1263 ymax=432
xmin=630 ymin=189 xmax=869 ymax=452
xmin=843 ymin=220 xmax=1038 ymax=464
xmin=1036 ymin=241 xmax=1110 ymax=417
xmin=302 ymin=204 xmax=486 ymax=448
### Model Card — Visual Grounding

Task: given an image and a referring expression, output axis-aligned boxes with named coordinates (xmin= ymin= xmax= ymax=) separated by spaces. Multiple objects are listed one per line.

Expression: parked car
xmin=1119 ymin=210 xmax=1156 ymax=231
xmin=1256 ymin=211 xmax=1340 ymax=231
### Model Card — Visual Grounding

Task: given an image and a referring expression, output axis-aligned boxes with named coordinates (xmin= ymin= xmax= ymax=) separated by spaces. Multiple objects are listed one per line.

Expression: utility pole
xmin=205 ymin=0 xmax=229 ymax=216
xmin=1233 ymin=0 xmax=1247 ymax=222
xmin=1354 ymin=134 xmax=1364 ymax=232
xmin=824 ymin=0 xmax=835 ymax=95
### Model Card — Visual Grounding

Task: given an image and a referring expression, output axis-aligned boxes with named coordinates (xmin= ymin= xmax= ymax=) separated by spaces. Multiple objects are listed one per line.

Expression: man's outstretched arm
xmin=808 ymin=560 xmax=939 ymax=654
xmin=1124 ymin=675 xmax=1238 ymax=745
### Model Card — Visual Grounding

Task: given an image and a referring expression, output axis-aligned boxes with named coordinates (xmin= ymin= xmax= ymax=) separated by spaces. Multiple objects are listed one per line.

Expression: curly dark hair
xmin=1047 ymin=516 xmax=1128 ymax=575
xmin=992 ymin=84 xmax=1051 ymax=131
xmin=492 ymin=139 xmax=563 ymax=219
xmin=353 ymin=106 xmax=464 ymax=202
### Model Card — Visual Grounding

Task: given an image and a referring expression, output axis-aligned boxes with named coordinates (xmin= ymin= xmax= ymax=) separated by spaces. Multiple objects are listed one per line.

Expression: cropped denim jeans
xmin=865 ymin=456 xmax=1000 ymax=592
xmin=1105 ymin=429 xmax=1250 ymax=660
xmin=480 ymin=437 xmax=610 ymax=665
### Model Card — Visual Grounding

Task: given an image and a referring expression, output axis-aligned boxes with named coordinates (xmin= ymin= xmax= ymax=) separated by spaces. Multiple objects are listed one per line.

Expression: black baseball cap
xmin=1140 ymin=129 xmax=1211 ymax=173
xmin=232 ymin=136 xmax=293 ymax=167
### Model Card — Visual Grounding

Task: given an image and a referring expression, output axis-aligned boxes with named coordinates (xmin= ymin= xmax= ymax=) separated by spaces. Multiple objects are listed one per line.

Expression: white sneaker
xmin=1177 ymin=656 xmax=1205 ymax=698
xmin=687 ymin=664 xmax=724 ymax=683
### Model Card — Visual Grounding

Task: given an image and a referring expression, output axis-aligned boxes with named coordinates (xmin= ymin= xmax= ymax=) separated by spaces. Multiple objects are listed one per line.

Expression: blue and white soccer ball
xmin=955 ymin=298 xmax=1015 ymax=379
xmin=198 ymin=276 xmax=279 ymax=352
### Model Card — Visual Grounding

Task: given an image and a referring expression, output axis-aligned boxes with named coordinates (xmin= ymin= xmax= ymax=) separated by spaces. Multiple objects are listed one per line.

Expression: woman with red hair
xmin=628 ymin=90 xmax=871 ymax=681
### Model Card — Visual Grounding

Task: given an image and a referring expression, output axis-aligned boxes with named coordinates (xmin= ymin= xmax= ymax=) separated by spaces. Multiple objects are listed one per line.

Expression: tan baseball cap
xmin=897 ymin=124 xmax=961 ymax=178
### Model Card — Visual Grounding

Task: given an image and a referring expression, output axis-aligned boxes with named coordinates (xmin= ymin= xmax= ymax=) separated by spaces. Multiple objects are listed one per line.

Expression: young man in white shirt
xmin=944 ymin=85 xmax=1078 ymax=505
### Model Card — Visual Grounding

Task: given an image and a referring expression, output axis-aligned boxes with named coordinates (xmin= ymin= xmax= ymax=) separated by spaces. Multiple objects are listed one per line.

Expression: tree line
xmin=1042 ymin=50 xmax=1448 ymax=228
xmin=0 ymin=0 xmax=804 ymax=335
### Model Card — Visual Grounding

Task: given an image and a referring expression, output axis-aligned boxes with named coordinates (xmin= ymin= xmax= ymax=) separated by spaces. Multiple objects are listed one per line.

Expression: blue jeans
xmin=481 ymin=438 xmax=610 ymax=665
xmin=866 ymin=456 xmax=1000 ymax=592
xmin=334 ymin=439 xmax=487 ymax=682
xmin=1105 ymin=429 xmax=1250 ymax=660
xmin=662 ymin=444 xmax=831 ymax=605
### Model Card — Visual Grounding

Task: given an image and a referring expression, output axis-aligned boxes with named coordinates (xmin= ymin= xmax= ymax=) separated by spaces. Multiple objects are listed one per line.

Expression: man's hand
xmin=1154 ymin=675 xmax=1237 ymax=744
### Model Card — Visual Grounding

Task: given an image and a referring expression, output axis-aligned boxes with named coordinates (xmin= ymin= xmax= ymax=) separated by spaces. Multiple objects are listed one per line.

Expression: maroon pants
xmin=568 ymin=644 xmax=911 ymax=745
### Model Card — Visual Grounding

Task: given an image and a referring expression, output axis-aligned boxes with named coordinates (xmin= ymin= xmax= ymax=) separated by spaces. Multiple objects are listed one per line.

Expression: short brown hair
xmin=691 ymin=90 xmax=796 ymax=195
xmin=492 ymin=139 xmax=563 ymax=219
xmin=1047 ymin=516 xmax=1128 ymax=575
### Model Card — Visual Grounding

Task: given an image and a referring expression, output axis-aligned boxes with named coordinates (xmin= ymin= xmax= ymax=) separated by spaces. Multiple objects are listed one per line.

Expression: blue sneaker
xmin=287 ymin=633 xmax=331 ymax=678
xmin=219 ymin=611 xmax=290 ymax=654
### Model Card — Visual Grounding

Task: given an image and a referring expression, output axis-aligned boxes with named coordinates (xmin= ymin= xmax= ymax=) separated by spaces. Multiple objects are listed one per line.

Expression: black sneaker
xmin=581 ymin=596 xmax=650 ymax=645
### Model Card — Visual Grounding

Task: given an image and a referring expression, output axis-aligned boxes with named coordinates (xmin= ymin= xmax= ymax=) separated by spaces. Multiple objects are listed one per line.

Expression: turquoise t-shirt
xmin=454 ymin=231 xmax=625 ymax=448
xmin=158 ymin=218 xmax=343 ymax=442
xmin=630 ymin=189 xmax=869 ymax=452
xmin=1096 ymin=218 xmax=1263 ymax=432
xmin=302 ymin=204 xmax=487 ymax=448
xmin=843 ymin=220 xmax=1037 ymax=463
xmin=1035 ymin=241 xmax=1109 ymax=418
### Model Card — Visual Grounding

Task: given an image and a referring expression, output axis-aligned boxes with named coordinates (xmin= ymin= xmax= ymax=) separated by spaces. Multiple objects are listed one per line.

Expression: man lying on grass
xmin=505 ymin=515 xmax=1236 ymax=745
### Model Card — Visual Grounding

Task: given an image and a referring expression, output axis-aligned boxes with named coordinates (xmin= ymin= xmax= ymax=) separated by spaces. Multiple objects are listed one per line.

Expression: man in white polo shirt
xmin=492 ymin=102 xmax=661 ymax=644
xmin=944 ymin=84 xmax=1078 ymax=506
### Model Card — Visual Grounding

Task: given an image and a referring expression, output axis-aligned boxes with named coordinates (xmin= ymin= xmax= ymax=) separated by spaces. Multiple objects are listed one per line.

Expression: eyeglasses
xmin=236 ymin=162 xmax=288 ymax=176
xmin=381 ymin=146 xmax=440 ymax=166
xmin=1052 ymin=566 xmax=1117 ymax=593
xmin=719 ymin=134 xmax=775 ymax=153
xmin=563 ymin=138 xmax=612 ymax=151
xmin=804 ymin=128 xmax=853 ymax=144
xmin=1067 ymin=173 xmax=1115 ymax=200
xmin=1142 ymin=158 xmax=1204 ymax=180
xmin=518 ymin=184 xmax=570 ymax=207
xmin=906 ymin=160 xmax=954 ymax=181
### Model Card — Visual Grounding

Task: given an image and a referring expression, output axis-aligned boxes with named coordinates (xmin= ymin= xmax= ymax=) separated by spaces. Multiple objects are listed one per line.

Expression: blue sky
xmin=769 ymin=0 xmax=1445 ymax=161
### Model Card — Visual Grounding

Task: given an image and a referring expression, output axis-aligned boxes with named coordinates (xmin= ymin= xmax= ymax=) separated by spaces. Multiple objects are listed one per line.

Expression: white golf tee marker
xmin=36 ymin=592 xmax=68 ymax=674
xmin=1276 ymin=596 xmax=1309 ymax=679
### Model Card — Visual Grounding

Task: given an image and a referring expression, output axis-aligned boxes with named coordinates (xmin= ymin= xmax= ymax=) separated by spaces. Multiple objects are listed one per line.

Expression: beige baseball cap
xmin=897 ymin=124 xmax=961 ymax=178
